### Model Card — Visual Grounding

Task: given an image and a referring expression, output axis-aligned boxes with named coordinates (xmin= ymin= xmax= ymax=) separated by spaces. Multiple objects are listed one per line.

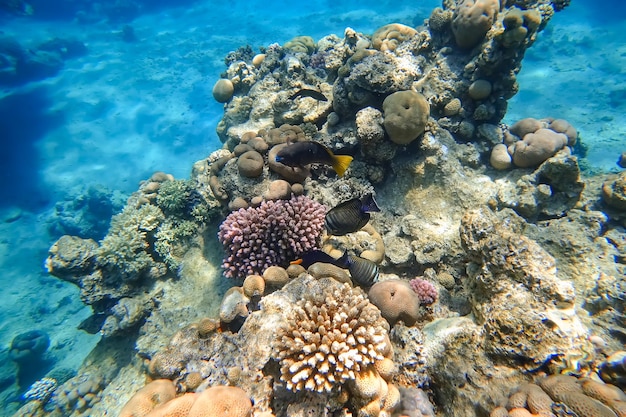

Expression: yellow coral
xmin=188 ymin=386 xmax=252 ymax=417
xmin=145 ymin=393 xmax=198 ymax=417
xmin=119 ymin=379 xmax=176 ymax=417
xmin=371 ymin=23 xmax=417 ymax=52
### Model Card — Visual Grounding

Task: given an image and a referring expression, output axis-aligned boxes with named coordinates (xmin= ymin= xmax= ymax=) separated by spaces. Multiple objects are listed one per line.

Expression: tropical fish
xmin=291 ymin=249 xmax=340 ymax=269
xmin=289 ymin=88 xmax=328 ymax=101
xmin=275 ymin=141 xmax=353 ymax=177
xmin=337 ymin=252 xmax=379 ymax=288
xmin=324 ymin=194 xmax=380 ymax=236
xmin=292 ymin=250 xmax=379 ymax=287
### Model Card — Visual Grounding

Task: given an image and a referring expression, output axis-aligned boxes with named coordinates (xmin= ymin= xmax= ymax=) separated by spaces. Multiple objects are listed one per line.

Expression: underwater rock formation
xmin=27 ymin=0 xmax=626 ymax=417
xmin=44 ymin=172 xmax=221 ymax=339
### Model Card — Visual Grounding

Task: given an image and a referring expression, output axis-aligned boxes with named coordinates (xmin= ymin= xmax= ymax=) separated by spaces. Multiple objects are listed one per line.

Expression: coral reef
xmin=217 ymin=195 xmax=326 ymax=279
xmin=35 ymin=1 xmax=626 ymax=417
xmin=44 ymin=172 xmax=221 ymax=338
xmin=491 ymin=375 xmax=626 ymax=417
xmin=274 ymin=278 xmax=390 ymax=392
xmin=382 ymin=90 xmax=430 ymax=145
xmin=47 ymin=185 xmax=124 ymax=240
xmin=368 ymin=279 xmax=421 ymax=326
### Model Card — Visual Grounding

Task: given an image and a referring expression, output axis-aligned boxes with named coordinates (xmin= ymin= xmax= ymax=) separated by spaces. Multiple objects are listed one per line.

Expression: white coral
xmin=275 ymin=279 xmax=389 ymax=392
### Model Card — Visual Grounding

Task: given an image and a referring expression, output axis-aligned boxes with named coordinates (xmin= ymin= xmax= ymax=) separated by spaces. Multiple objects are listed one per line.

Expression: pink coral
xmin=218 ymin=195 xmax=326 ymax=279
xmin=409 ymin=278 xmax=438 ymax=305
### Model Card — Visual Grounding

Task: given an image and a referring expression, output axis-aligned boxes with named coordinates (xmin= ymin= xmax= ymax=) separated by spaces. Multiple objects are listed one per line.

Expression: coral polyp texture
xmin=274 ymin=278 xmax=390 ymax=393
xmin=217 ymin=195 xmax=326 ymax=279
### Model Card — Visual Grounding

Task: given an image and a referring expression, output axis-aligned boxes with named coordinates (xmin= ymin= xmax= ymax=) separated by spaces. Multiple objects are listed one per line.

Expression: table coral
xmin=217 ymin=195 xmax=326 ymax=279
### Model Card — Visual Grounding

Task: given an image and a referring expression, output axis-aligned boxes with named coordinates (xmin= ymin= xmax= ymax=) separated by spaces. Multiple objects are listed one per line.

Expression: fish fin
xmin=331 ymin=154 xmax=354 ymax=177
xmin=337 ymin=250 xmax=351 ymax=268
xmin=362 ymin=194 xmax=381 ymax=212
xmin=290 ymin=258 xmax=303 ymax=265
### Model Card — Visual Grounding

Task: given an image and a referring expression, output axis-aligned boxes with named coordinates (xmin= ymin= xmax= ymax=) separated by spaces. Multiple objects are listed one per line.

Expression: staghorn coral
xmin=217 ymin=195 xmax=326 ymax=279
xmin=274 ymin=277 xmax=390 ymax=393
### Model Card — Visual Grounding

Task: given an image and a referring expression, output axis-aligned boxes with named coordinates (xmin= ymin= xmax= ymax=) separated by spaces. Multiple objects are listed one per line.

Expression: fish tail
xmin=331 ymin=154 xmax=353 ymax=177
xmin=362 ymin=193 xmax=381 ymax=212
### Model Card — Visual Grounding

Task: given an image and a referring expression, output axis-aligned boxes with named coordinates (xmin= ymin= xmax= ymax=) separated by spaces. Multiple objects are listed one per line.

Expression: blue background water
xmin=0 ymin=0 xmax=623 ymax=413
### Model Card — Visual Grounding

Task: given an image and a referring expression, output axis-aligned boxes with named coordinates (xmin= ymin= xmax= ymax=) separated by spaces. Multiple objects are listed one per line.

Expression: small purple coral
xmin=409 ymin=278 xmax=438 ymax=305
xmin=217 ymin=195 xmax=326 ymax=279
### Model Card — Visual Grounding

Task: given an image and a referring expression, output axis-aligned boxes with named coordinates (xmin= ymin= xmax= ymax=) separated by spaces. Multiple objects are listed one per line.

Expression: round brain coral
xmin=368 ymin=279 xmax=421 ymax=326
xmin=451 ymin=0 xmax=499 ymax=49
xmin=382 ymin=90 xmax=430 ymax=145
xmin=218 ymin=195 xmax=326 ymax=279
xmin=275 ymin=278 xmax=390 ymax=392
xmin=188 ymin=386 xmax=252 ymax=417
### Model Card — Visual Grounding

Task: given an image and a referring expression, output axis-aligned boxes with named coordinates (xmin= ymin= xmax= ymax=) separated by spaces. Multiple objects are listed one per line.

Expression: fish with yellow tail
xmin=274 ymin=141 xmax=353 ymax=177
xmin=325 ymin=194 xmax=380 ymax=236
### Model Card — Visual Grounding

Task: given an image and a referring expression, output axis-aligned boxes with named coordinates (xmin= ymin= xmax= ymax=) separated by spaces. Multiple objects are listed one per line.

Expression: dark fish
xmin=337 ymin=252 xmax=379 ymax=288
xmin=275 ymin=141 xmax=353 ymax=177
xmin=291 ymin=249 xmax=340 ymax=269
xmin=292 ymin=249 xmax=379 ymax=287
xmin=289 ymin=88 xmax=328 ymax=101
xmin=325 ymin=194 xmax=380 ymax=236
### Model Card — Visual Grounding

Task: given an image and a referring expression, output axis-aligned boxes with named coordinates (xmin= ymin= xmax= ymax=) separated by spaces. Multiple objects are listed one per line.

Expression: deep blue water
xmin=0 ymin=0 xmax=624 ymax=414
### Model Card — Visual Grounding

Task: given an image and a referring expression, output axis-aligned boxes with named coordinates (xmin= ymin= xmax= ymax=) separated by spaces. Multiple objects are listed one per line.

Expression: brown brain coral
xmin=188 ymin=386 xmax=252 ymax=417
xmin=451 ymin=0 xmax=500 ymax=49
xmin=372 ymin=23 xmax=418 ymax=52
xmin=382 ymin=90 xmax=430 ymax=145
xmin=274 ymin=278 xmax=390 ymax=392
xmin=119 ymin=379 xmax=176 ymax=417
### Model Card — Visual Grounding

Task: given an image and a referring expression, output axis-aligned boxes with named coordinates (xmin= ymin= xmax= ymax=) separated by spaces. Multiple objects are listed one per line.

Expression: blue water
xmin=0 ymin=0 xmax=624 ymax=415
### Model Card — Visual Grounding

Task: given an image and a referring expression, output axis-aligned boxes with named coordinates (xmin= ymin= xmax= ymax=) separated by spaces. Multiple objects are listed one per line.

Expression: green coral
xmin=96 ymin=204 xmax=165 ymax=280
xmin=154 ymin=219 xmax=198 ymax=270
xmin=156 ymin=179 xmax=193 ymax=215
xmin=284 ymin=35 xmax=315 ymax=54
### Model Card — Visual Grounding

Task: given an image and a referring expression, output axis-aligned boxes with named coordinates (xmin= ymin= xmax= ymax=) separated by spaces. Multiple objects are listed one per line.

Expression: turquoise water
xmin=0 ymin=0 xmax=624 ymax=416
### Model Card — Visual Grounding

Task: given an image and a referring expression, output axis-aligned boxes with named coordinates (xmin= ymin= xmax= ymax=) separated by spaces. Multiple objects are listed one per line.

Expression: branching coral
xmin=274 ymin=278 xmax=390 ymax=392
xmin=217 ymin=195 xmax=326 ymax=279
